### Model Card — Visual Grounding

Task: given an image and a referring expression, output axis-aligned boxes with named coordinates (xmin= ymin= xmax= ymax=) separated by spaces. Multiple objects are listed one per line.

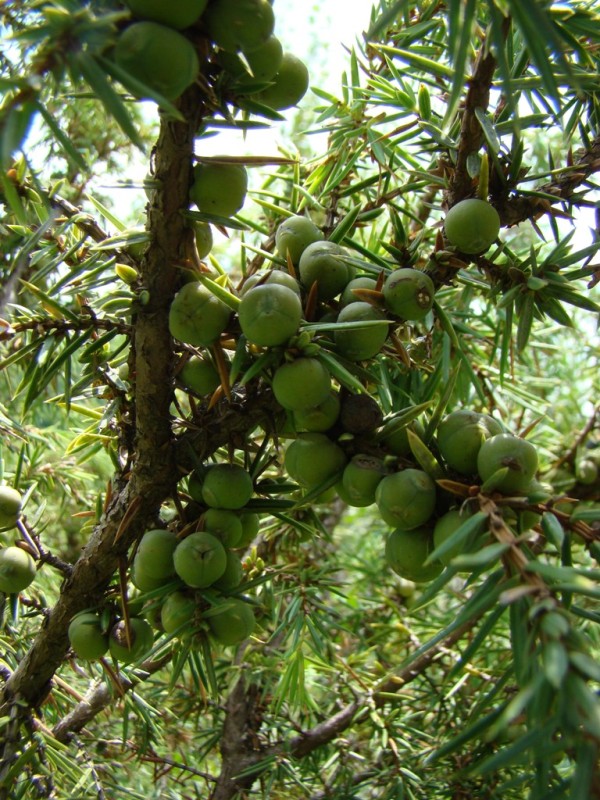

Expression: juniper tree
xmin=0 ymin=1 xmax=599 ymax=799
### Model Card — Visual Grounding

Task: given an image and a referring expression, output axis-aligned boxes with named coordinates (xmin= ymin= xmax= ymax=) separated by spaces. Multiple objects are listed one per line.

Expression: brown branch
xmin=0 ymin=315 xmax=132 ymax=344
xmin=51 ymin=652 xmax=170 ymax=743
xmin=446 ymin=26 xmax=506 ymax=209
xmin=442 ymin=20 xmax=600 ymax=233
xmin=289 ymin=613 xmax=479 ymax=758
xmin=174 ymin=383 xmax=285 ymax=473
xmin=207 ymin=614 xmax=482 ymax=800
xmin=0 ymin=83 xmax=204 ymax=717
xmin=209 ymin=678 xmax=267 ymax=800
xmin=49 ymin=193 xmax=115 ymax=247
xmin=52 ymin=675 xmax=130 ymax=744
xmin=494 ymin=136 xmax=600 ymax=229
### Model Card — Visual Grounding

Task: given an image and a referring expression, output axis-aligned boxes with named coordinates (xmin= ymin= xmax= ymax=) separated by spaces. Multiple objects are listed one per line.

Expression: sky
xmin=203 ymin=0 xmax=376 ymax=155
xmin=270 ymin=0 xmax=374 ymax=89
xmin=100 ymin=0 xmax=598 ymax=259
xmin=103 ymin=0 xmax=376 ymax=214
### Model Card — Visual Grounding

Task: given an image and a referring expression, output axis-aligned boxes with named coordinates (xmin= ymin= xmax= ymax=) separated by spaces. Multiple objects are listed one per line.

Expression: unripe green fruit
xmin=385 ymin=527 xmax=443 ymax=583
xmin=126 ymin=591 xmax=145 ymax=618
xmin=0 ymin=546 xmax=36 ymax=593
xmin=109 ymin=618 xmax=154 ymax=664
xmin=205 ymin=0 xmax=274 ymax=52
xmin=238 ymin=284 xmax=303 ymax=347
xmin=339 ymin=276 xmax=378 ymax=307
xmin=194 ymin=222 xmax=213 ymax=259
xmin=130 ymin=561 xmax=172 ymax=592
xmin=125 ymin=0 xmax=208 ymax=29
xmin=238 ymin=512 xmax=260 ymax=547
xmin=143 ymin=600 xmax=165 ymax=631
xmin=437 ymin=410 xmax=503 ymax=475
xmin=201 ymin=464 xmax=254 ymax=510
xmin=246 ymin=35 xmax=283 ymax=80
xmin=203 ymin=508 xmax=243 ymax=547
xmin=444 ymin=198 xmax=501 ymax=254
xmin=133 ymin=529 xmax=177 ymax=581
xmin=114 ymin=22 xmax=199 ymax=101
xmin=293 ymin=392 xmax=340 ymax=432
xmin=433 ymin=509 xmax=484 ymax=566
xmin=174 ymin=532 xmax=227 ymax=587
xmin=298 ymin=241 xmax=353 ymax=301
xmin=169 ymin=282 xmax=230 ymax=347
xmin=179 ymin=356 xmax=221 ymax=396
xmin=576 ymin=458 xmax=598 ymax=485
xmin=68 ymin=612 xmax=109 ymax=660
xmin=334 ymin=479 xmax=353 ymax=505
xmin=334 ymin=301 xmax=388 ymax=361
xmin=383 ymin=268 xmax=435 ymax=321
xmin=375 ymin=469 xmax=436 ymax=530
xmin=187 ymin=470 xmax=205 ymax=503
xmin=241 ymin=270 xmax=300 ymax=296
xmin=222 ymin=35 xmax=283 ymax=82
xmin=257 ymin=52 xmax=309 ymax=110
xmin=275 ymin=215 xmax=324 ymax=265
xmin=379 ymin=423 xmax=410 ymax=456
xmin=0 ymin=486 xmax=22 ymax=529
xmin=377 ymin=418 xmax=424 ymax=457
xmin=315 ymin=309 xmax=338 ymax=333
xmin=207 ymin=598 xmax=255 ymax=646
xmin=318 ymin=486 xmax=338 ymax=504
xmin=284 ymin=433 xmax=347 ymax=489
xmin=212 ymin=550 xmax=243 ymax=590
xmin=161 ymin=591 xmax=197 ymax=634
xmin=342 ymin=455 xmax=387 ymax=507
xmin=190 ymin=162 xmax=248 ymax=218
xmin=477 ymin=433 xmax=539 ymax=494
xmin=272 ymin=357 xmax=332 ymax=412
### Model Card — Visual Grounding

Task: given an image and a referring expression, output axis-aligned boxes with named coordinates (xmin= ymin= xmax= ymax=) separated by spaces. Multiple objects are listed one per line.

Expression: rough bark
xmin=0 ymin=86 xmax=203 ymax=716
xmin=446 ymin=31 xmax=503 ymax=209
xmin=209 ymin=678 xmax=267 ymax=800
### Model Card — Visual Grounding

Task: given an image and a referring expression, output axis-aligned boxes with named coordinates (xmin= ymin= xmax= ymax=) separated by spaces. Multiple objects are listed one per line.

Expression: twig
xmin=495 ymin=136 xmax=600 ymax=229
xmin=207 ymin=614 xmax=482 ymax=800
xmin=51 ymin=653 xmax=170 ymax=742
xmin=446 ymin=26 xmax=506 ymax=208
xmin=0 ymin=315 xmax=132 ymax=344
xmin=553 ymin=405 xmax=599 ymax=471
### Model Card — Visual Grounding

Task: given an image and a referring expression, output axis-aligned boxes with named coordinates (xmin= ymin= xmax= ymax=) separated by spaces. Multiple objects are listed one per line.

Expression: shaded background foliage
xmin=0 ymin=0 xmax=599 ymax=799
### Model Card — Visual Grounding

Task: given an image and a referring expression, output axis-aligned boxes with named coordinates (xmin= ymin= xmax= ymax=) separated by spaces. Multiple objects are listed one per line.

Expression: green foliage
xmin=0 ymin=0 xmax=599 ymax=799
